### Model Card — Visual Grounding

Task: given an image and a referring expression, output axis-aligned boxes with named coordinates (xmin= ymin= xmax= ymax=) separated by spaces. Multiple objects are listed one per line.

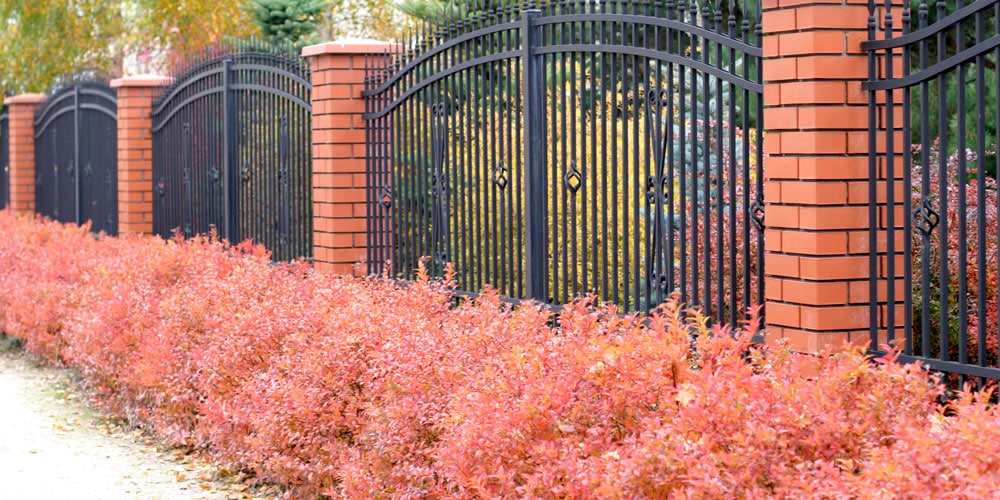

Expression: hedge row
xmin=1 ymin=211 xmax=999 ymax=497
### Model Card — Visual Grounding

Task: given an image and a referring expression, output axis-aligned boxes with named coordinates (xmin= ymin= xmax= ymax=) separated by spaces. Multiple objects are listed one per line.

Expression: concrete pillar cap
xmin=4 ymin=94 xmax=47 ymax=105
xmin=110 ymin=75 xmax=173 ymax=88
xmin=302 ymin=39 xmax=400 ymax=57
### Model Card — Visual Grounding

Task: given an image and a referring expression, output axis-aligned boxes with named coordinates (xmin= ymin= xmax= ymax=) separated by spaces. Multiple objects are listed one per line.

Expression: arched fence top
xmin=34 ymin=83 xmax=117 ymax=138
xmin=152 ymin=52 xmax=312 ymax=132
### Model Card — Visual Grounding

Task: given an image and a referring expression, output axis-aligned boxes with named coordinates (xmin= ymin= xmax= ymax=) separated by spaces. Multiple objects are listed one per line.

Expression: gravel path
xmin=0 ymin=351 xmax=280 ymax=500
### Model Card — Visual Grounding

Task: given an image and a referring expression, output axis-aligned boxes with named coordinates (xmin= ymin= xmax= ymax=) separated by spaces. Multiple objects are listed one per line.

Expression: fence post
xmin=111 ymin=76 xmax=171 ymax=234
xmin=522 ymin=10 xmax=548 ymax=302
xmin=3 ymin=94 xmax=47 ymax=216
xmin=303 ymin=39 xmax=395 ymax=275
xmin=761 ymin=0 xmax=901 ymax=352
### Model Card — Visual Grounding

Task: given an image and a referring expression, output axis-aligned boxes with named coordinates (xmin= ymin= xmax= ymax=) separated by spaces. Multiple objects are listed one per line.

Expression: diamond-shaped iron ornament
xmin=564 ymin=163 xmax=582 ymax=194
xmin=493 ymin=162 xmax=509 ymax=190
xmin=912 ymin=199 xmax=940 ymax=237
xmin=749 ymin=196 xmax=765 ymax=231
xmin=156 ymin=177 xmax=166 ymax=197
xmin=67 ymin=162 xmax=75 ymax=176
xmin=209 ymin=165 xmax=221 ymax=182
xmin=377 ymin=186 xmax=392 ymax=209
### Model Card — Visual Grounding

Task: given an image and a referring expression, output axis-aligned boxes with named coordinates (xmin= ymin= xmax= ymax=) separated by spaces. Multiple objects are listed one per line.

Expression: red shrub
xmin=2 ymin=210 xmax=1000 ymax=498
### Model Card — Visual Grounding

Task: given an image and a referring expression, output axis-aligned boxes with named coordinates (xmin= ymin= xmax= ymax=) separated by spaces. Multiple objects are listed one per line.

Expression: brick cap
xmin=4 ymin=93 xmax=47 ymax=105
xmin=111 ymin=75 xmax=172 ymax=88
xmin=302 ymin=38 xmax=399 ymax=57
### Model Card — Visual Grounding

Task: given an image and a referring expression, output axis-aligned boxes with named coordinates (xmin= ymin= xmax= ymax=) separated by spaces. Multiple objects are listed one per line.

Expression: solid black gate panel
xmin=0 ymin=110 xmax=8 ymax=210
xmin=152 ymin=49 xmax=312 ymax=261
xmin=33 ymin=82 xmax=118 ymax=235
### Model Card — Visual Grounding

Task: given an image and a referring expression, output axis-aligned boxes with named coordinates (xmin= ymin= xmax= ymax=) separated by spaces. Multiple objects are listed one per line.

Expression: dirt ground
xmin=0 ymin=350 xmax=282 ymax=500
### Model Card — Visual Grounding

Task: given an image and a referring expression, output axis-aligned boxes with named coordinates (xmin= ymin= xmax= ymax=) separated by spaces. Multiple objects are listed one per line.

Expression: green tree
xmin=248 ymin=0 xmax=328 ymax=49
xmin=318 ymin=0 xmax=412 ymax=41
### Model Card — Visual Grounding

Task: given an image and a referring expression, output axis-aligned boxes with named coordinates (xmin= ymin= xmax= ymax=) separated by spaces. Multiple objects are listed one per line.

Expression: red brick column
xmin=3 ymin=94 xmax=47 ymax=215
xmin=761 ymin=1 xmax=903 ymax=352
xmin=111 ymin=76 xmax=171 ymax=234
xmin=303 ymin=40 xmax=395 ymax=275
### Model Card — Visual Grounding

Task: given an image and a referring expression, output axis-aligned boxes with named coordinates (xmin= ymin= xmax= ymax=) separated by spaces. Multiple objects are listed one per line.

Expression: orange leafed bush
xmin=1 ymin=210 xmax=1000 ymax=498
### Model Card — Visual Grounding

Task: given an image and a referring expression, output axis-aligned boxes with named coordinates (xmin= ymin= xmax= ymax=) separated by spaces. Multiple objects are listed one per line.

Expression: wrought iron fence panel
xmin=365 ymin=0 xmax=765 ymax=322
xmin=33 ymin=82 xmax=118 ymax=235
xmin=152 ymin=49 xmax=312 ymax=261
xmin=0 ymin=109 xmax=8 ymax=210
xmin=864 ymin=0 xmax=1000 ymax=382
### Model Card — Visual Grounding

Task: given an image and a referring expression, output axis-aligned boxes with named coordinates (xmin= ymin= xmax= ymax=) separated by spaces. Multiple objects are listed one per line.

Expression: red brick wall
xmin=303 ymin=40 xmax=395 ymax=275
xmin=762 ymin=0 xmax=905 ymax=351
xmin=3 ymin=94 xmax=47 ymax=215
xmin=111 ymin=76 xmax=171 ymax=234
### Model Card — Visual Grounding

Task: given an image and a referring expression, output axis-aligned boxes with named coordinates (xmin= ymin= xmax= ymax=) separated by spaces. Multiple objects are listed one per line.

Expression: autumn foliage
xmin=2 ymin=211 xmax=1000 ymax=497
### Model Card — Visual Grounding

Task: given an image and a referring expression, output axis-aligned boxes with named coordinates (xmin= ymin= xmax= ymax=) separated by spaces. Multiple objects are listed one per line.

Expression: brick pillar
xmin=303 ymin=40 xmax=394 ymax=275
xmin=3 ymin=94 xmax=47 ymax=215
xmin=762 ymin=1 xmax=901 ymax=352
xmin=111 ymin=76 xmax=171 ymax=234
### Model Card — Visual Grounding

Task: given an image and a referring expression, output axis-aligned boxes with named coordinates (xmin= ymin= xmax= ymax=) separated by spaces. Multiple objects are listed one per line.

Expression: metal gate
xmin=33 ymin=82 xmax=118 ymax=235
xmin=1 ymin=108 xmax=8 ymax=210
xmin=864 ymin=0 xmax=1000 ymax=382
xmin=364 ymin=1 xmax=764 ymax=321
xmin=151 ymin=49 xmax=313 ymax=262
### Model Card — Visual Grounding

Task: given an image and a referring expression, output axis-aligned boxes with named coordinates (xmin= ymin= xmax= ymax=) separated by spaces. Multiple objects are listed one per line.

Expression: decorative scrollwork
xmin=650 ymin=269 xmax=669 ymax=291
xmin=493 ymin=161 xmax=509 ymax=190
xmin=431 ymin=101 xmax=449 ymax=117
xmin=209 ymin=165 xmax=221 ymax=182
xmin=241 ymin=164 xmax=251 ymax=182
xmin=83 ymin=163 xmax=93 ymax=178
xmin=645 ymin=87 xmax=671 ymax=111
xmin=646 ymin=175 xmax=670 ymax=205
xmin=156 ymin=177 xmax=166 ymax=198
xmin=67 ymin=162 xmax=75 ymax=177
xmin=912 ymin=199 xmax=939 ymax=236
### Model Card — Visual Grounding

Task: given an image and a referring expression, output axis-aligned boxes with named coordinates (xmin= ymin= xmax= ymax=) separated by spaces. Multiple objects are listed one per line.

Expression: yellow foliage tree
xmin=0 ymin=0 xmax=257 ymax=95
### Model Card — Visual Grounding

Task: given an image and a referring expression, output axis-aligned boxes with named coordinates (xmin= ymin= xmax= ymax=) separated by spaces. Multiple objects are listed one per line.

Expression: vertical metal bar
xmin=183 ymin=122 xmax=193 ymax=236
xmin=678 ymin=0 xmax=689 ymax=307
xmin=631 ymin=12 xmax=641 ymax=312
xmin=727 ymin=0 xmax=738 ymax=323
xmin=867 ymin=2 xmax=879 ymax=349
xmin=52 ymin=129 xmax=59 ymax=219
xmin=884 ymin=0 xmax=897 ymax=349
xmin=955 ymin=0 xmax=969 ymax=366
xmin=975 ymin=8 xmax=987 ymax=370
xmin=918 ymin=0 xmax=931 ymax=358
xmin=222 ymin=56 xmax=235 ymax=243
xmin=936 ymin=0 xmax=949 ymax=360
xmin=523 ymin=9 xmax=547 ymax=302
xmin=74 ymin=85 xmax=82 ymax=225
xmin=901 ymin=5 xmax=913 ymax=356
xmin=754 ymin=0 xmax=765 ymax=321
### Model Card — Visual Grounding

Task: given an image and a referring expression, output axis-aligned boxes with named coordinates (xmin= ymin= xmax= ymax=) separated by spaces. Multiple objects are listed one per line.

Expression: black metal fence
xmin=152 ymin=47 xmax=313 ymax=261
xmin=33 ymin=82 xmax=118 ymax=235
xmin=0 ymin=109 xmax=8 ymax=210
xmin=364 ymin=0 xmax=764 ymax=320
xmin=864 ymin=0 xmax=1000 ymax=382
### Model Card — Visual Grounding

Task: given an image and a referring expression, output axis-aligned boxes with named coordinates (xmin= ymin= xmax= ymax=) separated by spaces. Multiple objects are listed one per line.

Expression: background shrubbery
xmin=2 ymin=210 xmax=1000 ymax=497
